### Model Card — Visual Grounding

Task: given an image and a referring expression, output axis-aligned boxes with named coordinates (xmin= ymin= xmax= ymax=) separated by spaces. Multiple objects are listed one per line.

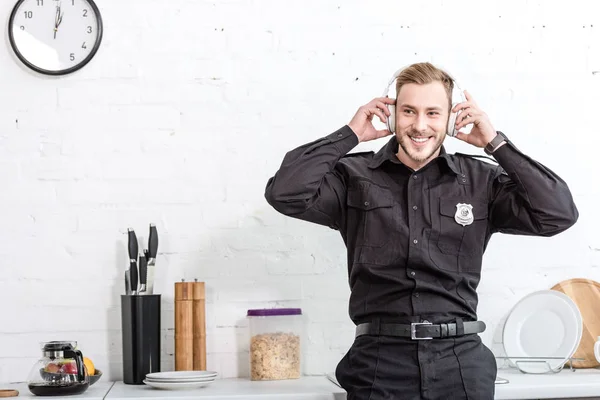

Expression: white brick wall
xmin=1 ymin=0 xmax=599 ymax=383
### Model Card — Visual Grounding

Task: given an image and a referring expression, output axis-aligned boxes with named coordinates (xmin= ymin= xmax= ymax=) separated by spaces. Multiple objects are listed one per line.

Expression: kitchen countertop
xmin=0 ymin=381 xmax=114 ymax=399
xmin=3 ymin=369 xmax=600 ymax=399
xmin=106 ymin=377 xmax=346 ymax=400
xmin=106 ymin=369 xmax=600 ymax=400
xmin=494 ymin=368 xmax=600 ymax=400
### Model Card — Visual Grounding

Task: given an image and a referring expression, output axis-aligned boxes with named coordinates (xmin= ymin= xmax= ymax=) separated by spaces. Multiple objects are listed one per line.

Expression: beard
xmin=397 ymin=129 xmax=445 ymax=164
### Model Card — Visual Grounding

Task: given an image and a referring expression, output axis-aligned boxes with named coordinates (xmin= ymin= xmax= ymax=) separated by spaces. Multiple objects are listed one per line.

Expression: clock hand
xmin=53 ymin=2 xmax=63 ymax=39
xmin=54 ymin=4 xmax=59 ymax=38
xmin=57 ymin=4 xmax=64 ymax=27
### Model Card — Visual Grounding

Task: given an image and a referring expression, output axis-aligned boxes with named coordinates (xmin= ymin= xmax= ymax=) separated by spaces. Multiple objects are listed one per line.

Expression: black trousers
xmin=335 ymin=333 xmax=497 ymax=400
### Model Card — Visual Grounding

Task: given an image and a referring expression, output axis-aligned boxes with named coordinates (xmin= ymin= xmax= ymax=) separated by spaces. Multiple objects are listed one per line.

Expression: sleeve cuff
xmin=326 ymin=125 xmax=360 ymax=153
xmin=490 ymin=140 xmax=525 ymax=174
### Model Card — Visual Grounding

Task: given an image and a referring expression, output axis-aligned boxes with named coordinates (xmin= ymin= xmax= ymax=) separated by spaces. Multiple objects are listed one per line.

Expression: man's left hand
xmin=452 ymin=90 xmax=498 ymax=148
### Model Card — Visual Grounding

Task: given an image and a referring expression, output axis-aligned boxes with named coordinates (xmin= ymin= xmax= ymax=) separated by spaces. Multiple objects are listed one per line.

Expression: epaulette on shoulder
xmin=454 ymin=152 xmax=499 ymax=166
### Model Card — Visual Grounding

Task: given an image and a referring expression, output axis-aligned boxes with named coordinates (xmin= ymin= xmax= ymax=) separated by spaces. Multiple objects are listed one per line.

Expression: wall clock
xmin=8 ymin=0 xmax=103 ymax=76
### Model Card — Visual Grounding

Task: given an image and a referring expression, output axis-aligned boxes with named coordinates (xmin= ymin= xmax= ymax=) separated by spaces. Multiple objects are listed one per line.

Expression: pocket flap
xmin=439 ymin=198 xmax=488 ymax=220
xmin=347 ymin=184 xmax=393 ymax=210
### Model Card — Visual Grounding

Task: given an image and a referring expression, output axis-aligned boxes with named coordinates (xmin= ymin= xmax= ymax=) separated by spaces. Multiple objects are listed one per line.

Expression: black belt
xmin=355 ymin=319 xmax=486 ymax=340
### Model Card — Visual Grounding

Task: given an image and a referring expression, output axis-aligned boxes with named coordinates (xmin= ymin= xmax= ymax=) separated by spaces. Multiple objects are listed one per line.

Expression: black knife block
xmin=121 ymin=294 xmax=161 ymax=384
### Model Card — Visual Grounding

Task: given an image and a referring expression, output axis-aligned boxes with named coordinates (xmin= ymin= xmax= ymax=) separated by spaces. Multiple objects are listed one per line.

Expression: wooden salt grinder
xmin=192 ymin=281 xmax=207 ymax=370
xmin=174 ymin=281 xmax=194 ymax=371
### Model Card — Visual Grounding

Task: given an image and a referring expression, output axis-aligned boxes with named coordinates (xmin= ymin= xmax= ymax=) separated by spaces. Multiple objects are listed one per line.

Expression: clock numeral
xmin=83 ymin=9 xmax=88 ymax=17
xmin=36 ymin=0 xmax=44 ymax=6
xmin=24 ymin=11 xmax=33 ymax=18
xmin=70 ymin=53 xmax=75 ymax=61
xmin=87 ymin=26 xmax=92 ymax=33
xmin=82 ymin=42 xmax=87 ymax=49
xmin=71 ymin=0 xmax=75 ymax=5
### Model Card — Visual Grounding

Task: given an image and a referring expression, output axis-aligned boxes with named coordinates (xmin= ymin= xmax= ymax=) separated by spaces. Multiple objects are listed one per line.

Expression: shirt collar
xmin=367 ymin=135 xmax=461 ymax=175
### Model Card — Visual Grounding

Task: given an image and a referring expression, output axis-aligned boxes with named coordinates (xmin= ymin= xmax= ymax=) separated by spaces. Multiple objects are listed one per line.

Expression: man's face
xmin=395 ymin=81 xmax=450 ymax=167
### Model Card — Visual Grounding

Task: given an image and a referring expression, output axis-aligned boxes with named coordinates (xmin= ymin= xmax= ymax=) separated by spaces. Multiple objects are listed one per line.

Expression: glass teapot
xmin=27 ymin=341 xmax=90 ymax=396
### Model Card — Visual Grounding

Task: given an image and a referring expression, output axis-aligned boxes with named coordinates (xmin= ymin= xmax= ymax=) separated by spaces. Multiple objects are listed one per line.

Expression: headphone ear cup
xmin=387 ymin=104 xmax=395 ymax=133
xmin=447 ymin=79 xmax=465 ymax=137
xmin=447 ymin=107 xmax=458 ymax=137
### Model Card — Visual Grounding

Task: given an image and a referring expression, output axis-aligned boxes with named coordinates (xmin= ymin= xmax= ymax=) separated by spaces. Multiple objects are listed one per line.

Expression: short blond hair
xmin=395 ymin=62 xmax=454 ymax=110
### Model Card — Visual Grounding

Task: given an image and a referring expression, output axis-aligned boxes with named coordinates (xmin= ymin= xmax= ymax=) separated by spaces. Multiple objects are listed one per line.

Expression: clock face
xmin=8 ymin=0 xmax=103 ymax=75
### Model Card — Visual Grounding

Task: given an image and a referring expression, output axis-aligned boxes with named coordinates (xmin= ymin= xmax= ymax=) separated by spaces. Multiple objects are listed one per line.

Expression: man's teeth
xmin=410 ymin=137 xmax=429 ymax=143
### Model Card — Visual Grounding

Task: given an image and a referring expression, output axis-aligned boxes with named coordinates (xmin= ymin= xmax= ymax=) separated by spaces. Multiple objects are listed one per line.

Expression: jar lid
xmin=247 ymin=308 xmax=302 ymax=317
xmin=42 ymin=341 xmax=77 ymax=352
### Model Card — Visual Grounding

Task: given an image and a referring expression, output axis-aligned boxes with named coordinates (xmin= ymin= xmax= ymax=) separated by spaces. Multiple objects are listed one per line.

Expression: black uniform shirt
xmin=265 ymin=125 xmax=578 ymax=325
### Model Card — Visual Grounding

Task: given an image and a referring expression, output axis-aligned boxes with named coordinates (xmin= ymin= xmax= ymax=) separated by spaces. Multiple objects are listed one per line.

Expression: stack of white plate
xmin=143 ymin=371 xmax=218 ymax=390
xmin=502 ymin=289 xmax=582 ymax=374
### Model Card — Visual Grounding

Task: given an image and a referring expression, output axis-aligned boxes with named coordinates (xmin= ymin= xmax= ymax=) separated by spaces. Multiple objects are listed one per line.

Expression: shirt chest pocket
xmin=429 ymin=197 xmax=489 ymax=272
xmin=346 ymin=183 xmax=395 ymax=248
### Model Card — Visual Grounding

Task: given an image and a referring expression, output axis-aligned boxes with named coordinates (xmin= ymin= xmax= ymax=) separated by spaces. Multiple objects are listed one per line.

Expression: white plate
xmin=146 ymin=371 xmax=218 ymax=380
xmin=559 ymin=290 xmax=583 ymax=359
xmin=502 ymin=290 xmax=582 ymax=373
xmin=143 ymin=379 xmax=213 ymax=390
xmin=146 ymin=376 xmax=216 ymax=383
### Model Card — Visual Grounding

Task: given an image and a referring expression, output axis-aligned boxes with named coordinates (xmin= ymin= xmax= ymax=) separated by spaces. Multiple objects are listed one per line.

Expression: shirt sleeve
xmin=488 ymin=140 xmax=579 ymax=236
xmin=264 ymin=125 xmax=359 ymax=230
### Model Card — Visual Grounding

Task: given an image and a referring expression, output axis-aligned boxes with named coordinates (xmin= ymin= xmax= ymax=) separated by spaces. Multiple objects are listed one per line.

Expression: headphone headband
xmin=381 ymin=66 xmax=409 ymax=97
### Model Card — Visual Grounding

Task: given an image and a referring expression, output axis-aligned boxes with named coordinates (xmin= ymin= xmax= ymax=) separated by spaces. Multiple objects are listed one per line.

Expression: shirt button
xmin=462 ymin=179 xmax=467 ymax=183
xmin=413 ymin=175 xmax=418 ymax=180
xmin=413 ymin=239 xmax=418 ymax=244
xmin=410 ymin=271 xmax=416 ymax=276
xmin=414 ymin=292 xmax=420 ymax=298
xmin=337 ymin=133 xmax=343 ymax=138
xmin=412 ymin=205 xmax=418 ymax=210
xmin=364 ymin=201 xmax=370 ymax=206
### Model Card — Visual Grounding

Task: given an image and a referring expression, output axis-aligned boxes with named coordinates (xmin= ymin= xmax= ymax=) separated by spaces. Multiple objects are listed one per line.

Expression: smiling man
xmin=394 ymin=80 xmax=450 ymax=168
xmin=264 ymin=62 xmax=578 ymax=399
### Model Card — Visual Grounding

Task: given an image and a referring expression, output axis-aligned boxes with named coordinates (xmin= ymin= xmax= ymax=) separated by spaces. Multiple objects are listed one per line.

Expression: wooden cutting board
xmin=551 ymin=278 xmax=600 ymax=368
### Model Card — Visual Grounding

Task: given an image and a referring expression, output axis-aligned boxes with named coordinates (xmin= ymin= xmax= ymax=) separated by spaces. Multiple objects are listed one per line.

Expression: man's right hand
xmin=348 ymin=97 xmax=396 ymax=143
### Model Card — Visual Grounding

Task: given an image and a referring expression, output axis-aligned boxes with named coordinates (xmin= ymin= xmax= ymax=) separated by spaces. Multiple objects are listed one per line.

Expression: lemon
xmin=83 ymin=357 xmax=95 ymax=376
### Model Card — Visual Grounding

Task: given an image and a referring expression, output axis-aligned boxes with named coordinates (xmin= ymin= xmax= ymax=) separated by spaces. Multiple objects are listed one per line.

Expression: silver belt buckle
xmin=411 ymin=321 xmax=433 ymax=340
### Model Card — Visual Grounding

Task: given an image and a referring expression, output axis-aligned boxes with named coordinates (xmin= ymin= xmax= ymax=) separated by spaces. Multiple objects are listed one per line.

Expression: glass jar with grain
xmin=247 ymin=308 xmax=303 ymax=381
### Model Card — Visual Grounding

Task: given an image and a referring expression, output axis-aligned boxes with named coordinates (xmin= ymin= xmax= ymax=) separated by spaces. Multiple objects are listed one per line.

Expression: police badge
xmin=455 ymin=203 xmax=474 ymax=226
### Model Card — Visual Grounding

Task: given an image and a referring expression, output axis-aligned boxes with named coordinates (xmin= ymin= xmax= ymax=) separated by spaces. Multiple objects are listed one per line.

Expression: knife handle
xmin=129 ymin=260 xmax=138 ymax=295
xmin=128 ymin=229 xmax=138 ymax=262
xmin=148 ymin=224 xmax=158 ymax=259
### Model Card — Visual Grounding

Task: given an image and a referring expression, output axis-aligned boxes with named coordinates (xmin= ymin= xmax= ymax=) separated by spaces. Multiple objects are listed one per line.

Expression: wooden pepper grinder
xmin=174 ymin=281 xmax=194 ymax=371
xmin=192 ymin=280 xmax=207 ymax=370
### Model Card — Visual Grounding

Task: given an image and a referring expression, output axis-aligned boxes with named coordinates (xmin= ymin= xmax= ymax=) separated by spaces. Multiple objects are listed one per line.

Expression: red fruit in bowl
xmin=61 ymin=362 xmax=78 ymax=374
